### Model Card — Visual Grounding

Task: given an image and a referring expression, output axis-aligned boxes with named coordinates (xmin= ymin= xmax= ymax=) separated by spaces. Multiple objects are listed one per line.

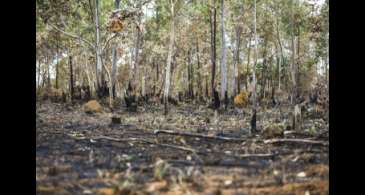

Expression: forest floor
xmin=36 ymin=100 xmax=328 ymax=195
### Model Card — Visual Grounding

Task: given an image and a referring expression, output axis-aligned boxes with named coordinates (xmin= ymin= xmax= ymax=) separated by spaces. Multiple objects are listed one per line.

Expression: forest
xmin=36 ymin=0 xmax=329 ymax=194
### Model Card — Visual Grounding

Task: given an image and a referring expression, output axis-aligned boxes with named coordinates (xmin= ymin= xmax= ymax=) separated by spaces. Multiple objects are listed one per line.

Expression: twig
xmin=139 ymin=139 xmax=197 ymax=153
xmin=264 ymin=138 xmax=328 ymax=146
xmin=235 ymin=153 xmax=277 ymax=158
xmin=154 ymin=130 xmax=246 ymax=142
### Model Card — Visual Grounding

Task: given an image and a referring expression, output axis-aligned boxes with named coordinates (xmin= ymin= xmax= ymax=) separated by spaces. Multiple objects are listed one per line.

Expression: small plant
xmin=153 ymin=158 xmax=170 ymax=180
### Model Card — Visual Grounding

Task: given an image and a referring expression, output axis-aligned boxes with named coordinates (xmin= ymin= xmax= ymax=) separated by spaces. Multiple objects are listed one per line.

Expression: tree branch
xmin=49 ymin=23 xmax=96 ymax=50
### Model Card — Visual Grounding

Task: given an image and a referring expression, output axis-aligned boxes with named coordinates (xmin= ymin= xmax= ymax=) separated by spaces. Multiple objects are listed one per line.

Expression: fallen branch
xmin=154 ymin=130 xmax=246 ymax=142
xmin=264 ymin=138 xmax=328 ymax=146
xmin=72 ymin=134 xmax=197 ymax=153
xmin=235 ymin=153 xmax=277 ymax=158
xmin=140 ymin=139 xmax=197 ymax=153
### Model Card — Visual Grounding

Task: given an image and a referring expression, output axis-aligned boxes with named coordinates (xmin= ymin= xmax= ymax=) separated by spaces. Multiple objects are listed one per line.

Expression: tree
xmin=164 ymin=0 xmax=176 ymax=115
xmin=251 ymin=0 xmax=258 ymax=133
xmin=220 ymin=0 xmax=228 ymax=108
xmin=209 ymin=0 xmax=217 ymax=96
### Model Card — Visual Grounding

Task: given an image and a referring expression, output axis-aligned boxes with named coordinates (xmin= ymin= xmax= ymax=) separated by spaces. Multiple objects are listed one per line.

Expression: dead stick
xmin=139 ymin=140 xmax=197 ymax=153
xmin=80 ymin=135 xmax=197 ymax=153
xmin=264 ymin=138 xmax=328 ymax=146
xmin=154 ymin=130 xmax=246 ymax=142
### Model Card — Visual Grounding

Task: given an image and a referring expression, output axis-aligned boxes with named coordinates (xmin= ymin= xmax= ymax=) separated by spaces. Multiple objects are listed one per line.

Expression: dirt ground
xmin=36 ymin=100 xmax=328 ymax=195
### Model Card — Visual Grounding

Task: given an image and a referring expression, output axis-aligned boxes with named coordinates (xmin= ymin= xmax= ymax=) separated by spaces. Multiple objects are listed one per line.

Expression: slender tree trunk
xmin=290 ymin=0 xmax=301 ymax=131
xmin=196 ymin=39 xmax=202 ymax=100
xmin=111 ymin=47 xmax=117 ymax=98
xmin=69 ymin=56 xmax=74 ymax=101
xmin=233 ymin=26 xmax=241 ymax=97
xmin=220 ymin=0 xmax=227 ymax=106
xmin=132 ymin=17 xmax=142 ymax=93
xmin=187 ymin=49 xmax=194 ymax=99
xmin=260 ymin=39 xmax=268 ymax=100
xmin=95 ymin=0 xmax=103 ymax=96
xmin=251 ymin=0 xmax=258 ymax=133
xmin=245 ymin=35 xmax=252 ymax=91
xmin=275 ymin=16 xmax=284 ymax=91
xmin=47 ymin=55 xmax=51 ymax=87
xmin=164 ymin=0 xmax=175 ymax=115
xmin=55 ymin=40 xmax=59 ymax=89
xmin=111 ymin=0 xmax=121 ymax=99
xmin=209 ymin=1 xmax=217 ymax=96
xmin=37 ymin=59 xmax=41 ymax=89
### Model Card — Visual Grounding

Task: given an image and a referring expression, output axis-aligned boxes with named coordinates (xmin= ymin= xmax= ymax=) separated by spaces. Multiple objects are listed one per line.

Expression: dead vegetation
xmin=36 ymin=98 xmax=328 ymax=195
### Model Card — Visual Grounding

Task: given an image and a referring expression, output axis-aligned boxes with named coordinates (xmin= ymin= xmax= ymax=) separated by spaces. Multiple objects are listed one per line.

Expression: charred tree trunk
xmin=196 ymin=39 xmax=202 ymax=100
xmin=69 ymin=56 xmax=74 ymax=101
xmin=187 ymin=49 xmax=194 ymax=99
xmin=209 ymin=1 xmax=217 ymax=96
xmin=260 ymin=39 xmax=268 ymax=100
xmin=251 ymin=0 xmax=258 ymax=133
xmin=245 ymin=35 xmax=252 ymax=91
xmin=233 ymin=25 xmax=242 ymax=97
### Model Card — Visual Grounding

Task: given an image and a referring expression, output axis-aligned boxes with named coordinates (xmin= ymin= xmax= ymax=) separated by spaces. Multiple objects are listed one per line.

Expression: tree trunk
xmin=111 ymin=0 xmax=121 ymax=100
xmin=220 ymin=0 xmax=227 ymax=106
xmin=111 ymin=47 xmax=117 ymax=99
xmin=37 ymin=60 xmax=41 ymax=89
xmin=187 ymin=49 xmax=194 ymax=99
xmin=47 ymin=55 xmax=51 ymax=87
xmin=164 ymin=0 xmax=175 ymax=115
xmin=95 ymin=0 xmax=103 ymax=97
xmin=69 ymin=56 xmax=74 ymax=101
xmin=233 ymin=26 xmax=241 ymax=97
xmin=291 ymin=0 xmax=301 ymax=131
xmin=245 ymin=35 xmax=252 ymax=91
xmin=275 ymin=16 xmax=284 ymax=91
xmin=196 ymin=39 xmax=202 ymax=100
xmin=251 ymin=0 xmax=258 ymax=133
xmin=209 ymin=1 xmax=217 ymax=96
xmin=55 ymin=40 xmax=59 ymax=89
xmin=260 ymin=39 xmax=268 ymax=100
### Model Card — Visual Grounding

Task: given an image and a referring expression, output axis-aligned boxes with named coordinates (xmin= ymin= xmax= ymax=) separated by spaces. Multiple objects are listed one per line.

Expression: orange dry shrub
xmin=234 ymin=91 xmax=249 ymax=108
xmin=107 ymin=17 xmax=123 ymax=33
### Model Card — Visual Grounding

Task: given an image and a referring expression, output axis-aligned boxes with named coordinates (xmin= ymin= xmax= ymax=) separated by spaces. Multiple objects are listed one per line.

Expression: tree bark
xmin=164 ymin=0 xmax=175 ymax=115
xmin=187 ymin=49 xmax=194 ymax=99
xmin=196 ymin=39 xmax=202 ymax=100
xmin=209 ymin=0 xmax=217 ymax=96
xmin=245 ymin=35 xmax=252 ymax=91
xmin=47 ymin=55 xmax=51 ymax=87
xmin=220 ymin=0 xmax=227 ymax=105
xmin=251 ymin=0 xmax=258 ymax=132
xmin=111 ymin=0 xmax=121 ymax=99
xmin=55 ymin=39 xmax=59 ymax=89
xmin=233 ymin=26 xmax=241 ymax=97
xmin=69 ymin=56 xmax=74 ymax=101
xmin=95 ymin=0 xmax=103 ymax=96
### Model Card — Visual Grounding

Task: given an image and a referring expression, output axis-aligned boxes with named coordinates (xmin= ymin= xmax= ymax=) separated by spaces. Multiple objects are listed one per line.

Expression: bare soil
xmin=36 ymin=101 xmax=328 ymax=195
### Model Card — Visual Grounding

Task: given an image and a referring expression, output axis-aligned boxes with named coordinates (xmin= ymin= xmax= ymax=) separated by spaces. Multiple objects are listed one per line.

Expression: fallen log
xmin=154 ymin=129 xmax=246 ymax=142
xmin=264 ymin=138 xmax=328 ymax=146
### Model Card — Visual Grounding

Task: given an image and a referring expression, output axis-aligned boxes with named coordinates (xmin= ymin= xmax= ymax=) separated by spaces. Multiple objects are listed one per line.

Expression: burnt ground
xmin=36 ymin=101 xmax=328 ymax=195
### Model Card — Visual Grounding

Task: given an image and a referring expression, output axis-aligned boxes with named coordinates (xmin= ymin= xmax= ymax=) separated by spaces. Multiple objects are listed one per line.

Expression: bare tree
xmin=164 ymin=0 xmax=175 ymax=115
xmin=251 ymin=0 xmax=258 ymax=133
xmin=209 ymin=0 xmax=217 ymax=96
xmin=220 ymin=0 xmax=228 ymax=108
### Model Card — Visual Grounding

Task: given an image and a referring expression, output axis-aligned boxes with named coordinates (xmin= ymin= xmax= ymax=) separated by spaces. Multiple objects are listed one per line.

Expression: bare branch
xmin=49 ymin=23 xmax=96 ymax=50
